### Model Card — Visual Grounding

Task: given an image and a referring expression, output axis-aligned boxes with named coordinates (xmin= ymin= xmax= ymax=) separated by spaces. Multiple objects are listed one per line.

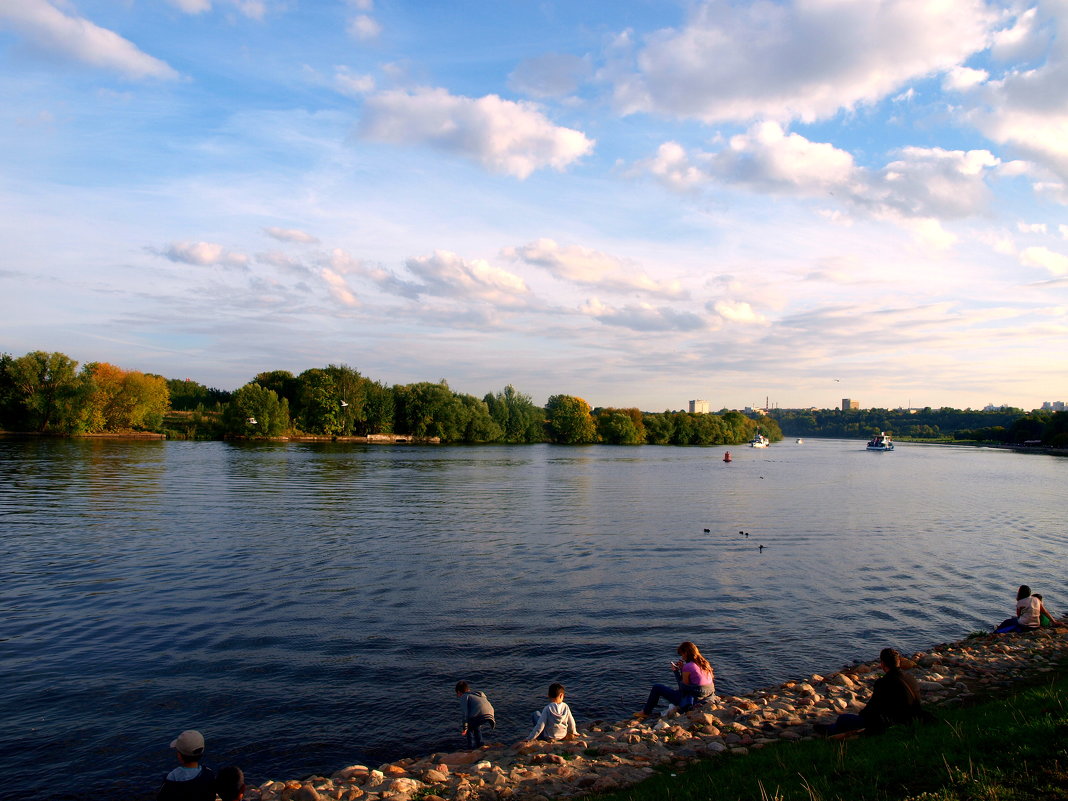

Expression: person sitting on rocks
xmin=636 ymin=641 xmax=717 ymax=719
xmin=216 ymin=766 xmax=245 ymax=801
xmin=523 ymin=682 xmax=579 ymax=744
xmin=156 ymin=730 xmax=217 ymax=801
xmin=997 ymin=585 xmax=1043 ymax=633
xmin=1032 ymin=594 xmax=1060 ymax=627
xmin=814 ymin=648 xmax=926 ymax=736
xmin=456 ymin=680 xmax=495 ymax=749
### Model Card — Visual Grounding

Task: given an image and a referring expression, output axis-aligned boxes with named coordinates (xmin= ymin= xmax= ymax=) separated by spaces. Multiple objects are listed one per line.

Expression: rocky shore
xmin=246 ymin=628 xmax=1067 ymax=801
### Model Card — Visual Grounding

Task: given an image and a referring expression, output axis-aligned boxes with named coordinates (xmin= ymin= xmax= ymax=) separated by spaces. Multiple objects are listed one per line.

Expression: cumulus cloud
xmin=0 ymin=0 xmax=179 ymax=79
xmin=509 ymin=53 xmax=591 ymax=98
xmin=334 ymin=67 xmax=375 ymax=96
xmin=321 ymin=268 xmax=360 ymax=306
xmin=970 ymin=6 xmax=1068 ymax=181
xmin=580 ymin=298 xmax=706 ymax=332
xmin=712 ymin=300 xmax=767 ymax=325
xmin=264 ymin=226 xmax=319 ymax=244
xmin=405 ymin=250 xmax=530 ymax=305
xmin=1017 ymin=222 xmax=1048 ymax=234
xmin=348 ymin=14 xmax=381 ymax=40
xmin=161 ymin=241 xmax=248 ymax=268
xmin=167 ymin=0 xmax=212 ymax=12
xmin=359 ymin=87 xmax=594 ymax=178
xmin=640 ymin=126 xmax=1001 ymax=229
xmin=1020 ymin=246 xmax=1068 ymax=275
xmin=257 ymin=251 xmax=313 ymax=275
xmin=943 ymin=66 xmax=989 ymax=91
xmin=507 ymin=238 xmax=686 ymax=298
xmin=607 ymin=0 xmax=996 ymax=123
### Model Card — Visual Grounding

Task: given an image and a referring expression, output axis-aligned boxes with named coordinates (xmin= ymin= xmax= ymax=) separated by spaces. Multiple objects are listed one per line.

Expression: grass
xmin=588 ymin=667 xmax=1068 ymax=801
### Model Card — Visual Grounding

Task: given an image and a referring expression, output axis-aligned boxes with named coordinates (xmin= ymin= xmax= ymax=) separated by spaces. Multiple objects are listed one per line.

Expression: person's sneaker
xmin=665 ymin=704 xmax=678 ymax=715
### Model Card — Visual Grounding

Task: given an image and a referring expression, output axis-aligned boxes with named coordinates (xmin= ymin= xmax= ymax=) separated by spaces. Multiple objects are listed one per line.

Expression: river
xmin=1 ymin=437 xmax=1064 ymax=799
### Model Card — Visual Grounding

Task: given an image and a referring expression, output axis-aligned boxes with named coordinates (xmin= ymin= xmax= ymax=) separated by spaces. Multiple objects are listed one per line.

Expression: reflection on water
xmin=1 ymin=437 xmax=1065 ymax=799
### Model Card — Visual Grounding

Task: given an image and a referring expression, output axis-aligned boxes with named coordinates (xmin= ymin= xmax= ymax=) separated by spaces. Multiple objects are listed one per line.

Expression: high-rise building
xmin=842 ymin=398 xmax=859 ymax=411
xmin=688 ymin=399 xmax=710 ymax=414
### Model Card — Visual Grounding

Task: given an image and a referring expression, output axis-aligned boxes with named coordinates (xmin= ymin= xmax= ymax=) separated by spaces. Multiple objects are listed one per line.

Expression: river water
xmin=1 ymin=437 xmax=1065 ymax=799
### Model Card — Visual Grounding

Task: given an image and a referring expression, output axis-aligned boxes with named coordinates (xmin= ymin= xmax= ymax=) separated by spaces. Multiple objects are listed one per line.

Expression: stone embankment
xmin=247 ymin=629 xmax=1067 ymax=801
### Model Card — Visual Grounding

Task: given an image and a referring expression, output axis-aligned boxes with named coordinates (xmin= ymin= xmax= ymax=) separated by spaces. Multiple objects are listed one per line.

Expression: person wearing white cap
xmin=156 ymin=729 xmax=217 ymax=801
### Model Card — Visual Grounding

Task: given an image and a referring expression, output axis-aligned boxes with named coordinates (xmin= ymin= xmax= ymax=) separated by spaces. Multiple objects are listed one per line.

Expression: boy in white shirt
xmin=523 ymin=683 xmax=578 ymax=743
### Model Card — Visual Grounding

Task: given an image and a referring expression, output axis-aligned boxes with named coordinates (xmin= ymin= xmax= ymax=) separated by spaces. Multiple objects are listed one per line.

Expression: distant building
xmin=1042 ymin=401 xmax=1066 ymax=411
xmin=744 ymin=406 xmax=768 ymax=416
xmin=842 ymin=398 xmax=859 ymax=411
xmin=688 ymin=399 xmax=710 ymax=414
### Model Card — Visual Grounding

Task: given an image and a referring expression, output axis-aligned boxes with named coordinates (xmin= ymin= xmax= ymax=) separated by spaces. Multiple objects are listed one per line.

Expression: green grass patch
xmin=589 ymin=671 xmax=1068 ymax=801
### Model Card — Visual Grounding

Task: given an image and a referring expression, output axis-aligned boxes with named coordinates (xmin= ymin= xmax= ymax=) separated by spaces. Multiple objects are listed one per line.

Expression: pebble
xmin=247 ymin=628 xmax=1067 ymax=801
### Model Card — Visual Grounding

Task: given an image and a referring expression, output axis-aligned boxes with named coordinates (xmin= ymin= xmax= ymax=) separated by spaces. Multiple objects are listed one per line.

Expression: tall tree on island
xmin=545 ymin=394 xmax=597 ymax=444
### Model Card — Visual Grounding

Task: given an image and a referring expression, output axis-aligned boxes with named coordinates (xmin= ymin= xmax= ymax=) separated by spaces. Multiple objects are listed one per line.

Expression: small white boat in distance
xmin=749 ymin=433 xmax=770 ymax=448
xmin=866 ymin=432 xmax=894 ymax=451
xmin=796 ymin=438 xmax=804 ymax=444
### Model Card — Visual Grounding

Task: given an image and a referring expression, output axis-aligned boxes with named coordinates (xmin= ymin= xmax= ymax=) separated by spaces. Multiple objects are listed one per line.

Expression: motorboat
xmin=749 ymin=433 xmax=770 ymax=448
xmin=866 ymin=432 xmax=894 ymax=451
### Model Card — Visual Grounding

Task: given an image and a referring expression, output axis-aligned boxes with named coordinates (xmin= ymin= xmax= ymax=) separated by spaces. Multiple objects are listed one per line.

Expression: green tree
xmin=295 ymin=368 xmax=343 ymax=435
xmin=545 ymin=394 xmax=597 ymax=444
xmin=166 ymin=378 xmax=231 ymax=411
xmin=484 ymin=384 xmax=544 ymax=443
xmin=595 ymin=407 xmax=646 ymax=445
xmin=223 ymin=383 xmax=290 ymax=436
xmin=3 ymin=351 xmax=90 ymax=433
xmin=459 ymin=393 xmax=503 ymax=442
xmin=82 ymin=362 xmax=169 ymax=432
xmin=253 ymin=370 xmax=299 ymax=409
xmin=363 ymin=379 xmax=395 ymax=434
xmin=393 ymin=380 xmax=469 ymax=441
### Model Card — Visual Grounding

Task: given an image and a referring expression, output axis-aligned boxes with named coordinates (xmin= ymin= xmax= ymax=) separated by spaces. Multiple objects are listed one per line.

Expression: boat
xmin=723 ymin=451 xmax=732 ymax=462
xmin=866 ymin=432 xmax=894 ymax=451
xmin=749 ymin=433 xmax=770 ymax=448
xmin=796 ymin=438 xmax=804 ymax=444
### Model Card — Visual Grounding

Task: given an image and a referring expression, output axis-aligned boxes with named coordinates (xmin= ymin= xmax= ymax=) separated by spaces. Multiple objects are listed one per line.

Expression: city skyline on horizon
xmin=2 ymin=0 xmax=1067 ymax=412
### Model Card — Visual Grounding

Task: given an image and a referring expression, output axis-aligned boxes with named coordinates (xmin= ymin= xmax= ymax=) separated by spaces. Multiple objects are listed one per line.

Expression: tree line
xmin=0 ymin=350 xmax=783 ymax=446
xmin=770 ymin=406 xmax=1068 ymax=448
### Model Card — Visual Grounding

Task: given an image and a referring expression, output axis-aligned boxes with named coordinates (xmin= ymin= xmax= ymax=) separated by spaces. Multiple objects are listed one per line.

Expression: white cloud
xmin=608 ymin=0 xmax=996 ymax=123
xmin=1060 ymin=224 xmax=1068 ymax=239
xmin=970 ymin=6 xmax=1068 ymax=180
xmin=1020 ymin=246 xmax=1068 ymax=275
xmin=359 ymin=87 xmax=594 ymax=179
xmin=334 ymin=67 xmax=375 ymax=96
xmin=943 ymin=66 xmax=989 ymax=91
xmin=1017 ymin=222 xmax=1048 ymax=234
xmin=580 ymin=298 xmax=706 ymax=332
xmin=713 ymin=300 xmax=767 ymax=324
xmin=405 ymin=250 xmax=529 ymax=305
xmin=167 ymin=0 xmax=212 ymax=13
xmin=508 ymin=238 xmax=686 ymax=298
xmin=990 ymin=6 xmax=1042 ymax=62
xmin=348 ymin=14 xmax=381 ymax=41
xmin=641 ymin=129 xmax=1001 ymax=227
xmin=161 ymin=241 xmax=249 ymax=268
xmin=321 ymin=268 xmax=360 ymax=306
xmin=509 ymin=53 xmax=591 ymax=98
xmin=0 ymin=0 xmax=179 ymax=80
xmin=264 ymin=226 xmax=319 ymax=244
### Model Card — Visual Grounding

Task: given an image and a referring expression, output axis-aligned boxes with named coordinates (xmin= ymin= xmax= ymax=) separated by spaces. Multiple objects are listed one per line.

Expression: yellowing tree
xmin=83 ymin=362 xmax=170 ymax=432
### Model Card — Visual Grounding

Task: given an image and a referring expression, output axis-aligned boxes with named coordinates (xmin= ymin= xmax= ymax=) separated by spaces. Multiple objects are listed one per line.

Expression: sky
xmin=1 ymin=0 xmax=1067 ymax=412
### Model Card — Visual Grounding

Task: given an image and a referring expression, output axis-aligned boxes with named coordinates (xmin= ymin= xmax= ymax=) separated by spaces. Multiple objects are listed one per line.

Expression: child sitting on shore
xmin=523 ymin=683 xmax=578 ymax=743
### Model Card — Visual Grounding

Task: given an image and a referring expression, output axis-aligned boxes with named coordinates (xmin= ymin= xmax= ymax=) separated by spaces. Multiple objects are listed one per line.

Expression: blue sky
xmin=2 ymin=0 xmax=1067 ymax=411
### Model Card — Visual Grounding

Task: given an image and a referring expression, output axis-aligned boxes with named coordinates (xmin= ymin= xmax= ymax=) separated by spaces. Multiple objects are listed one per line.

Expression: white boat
xmin=796 ymin=438 xmax=804 ymax=444
xmin=866 ymin=432 xmax=894 ymax=451
xmin=749 ymin=433 xmax=770 ymax=448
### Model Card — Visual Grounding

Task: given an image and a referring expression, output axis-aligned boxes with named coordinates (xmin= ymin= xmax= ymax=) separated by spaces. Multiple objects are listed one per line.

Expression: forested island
xmin=1 ymin=349 xmax=1064 ymax=447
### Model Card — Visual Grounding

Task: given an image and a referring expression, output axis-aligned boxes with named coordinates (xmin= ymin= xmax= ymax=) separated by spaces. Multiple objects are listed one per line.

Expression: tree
xmin=223 ymin=383 xmax=290 ymax=436
xmin=595 ymin=407 xmax=645 ymax=445
xmin=545 ymin=394 xmax=596 ymax=444
xmin=458 ymin=393 xmax=503 ymax=442
xmin=484 ymin=384 xmax=544 ymax=443
xmin=363 ymin=379 xmax=395 ymax=434
xmin=295 ymin=368 xmax=343 ymax=435
xmin=82 ymin=362 xmax=169 ymax=432
xmin=166 ymin=378 xmax=231 ymax=411
xmin=3 ymin=351 xmax=90 ymax=433
xmin=323 ymin=364 xmax=367 ymax=435
xmin=393 ymin=380 xmax=470 ymax=441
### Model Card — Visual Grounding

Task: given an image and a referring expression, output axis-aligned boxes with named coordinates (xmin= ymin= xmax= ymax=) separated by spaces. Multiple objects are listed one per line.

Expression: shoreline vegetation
xmin=2 ymin=350 xmax=1067 ymax=448
xmin=239 ymin=628 xmax=1068 ymax=801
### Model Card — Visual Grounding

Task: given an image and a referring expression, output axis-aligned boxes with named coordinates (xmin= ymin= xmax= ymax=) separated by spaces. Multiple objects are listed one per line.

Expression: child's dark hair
xmin=216 ymin=766 xmax=244 ymax=801
xmin=455 ymin=681 xmax=469 ymax=694
xmin=548 ymin=682 xmax=565 ymax=698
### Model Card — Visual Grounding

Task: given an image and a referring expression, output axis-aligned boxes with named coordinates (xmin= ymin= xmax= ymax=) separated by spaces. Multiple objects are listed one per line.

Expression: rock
xmin=423 ymin=770 xmax=449 ymax=783
xmin=333 ymin=766 xmax=371 ymax=782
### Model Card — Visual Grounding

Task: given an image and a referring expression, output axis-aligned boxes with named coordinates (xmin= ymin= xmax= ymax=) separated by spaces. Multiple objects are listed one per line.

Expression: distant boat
xmin=866 ymin=432 xmax=894 ymax=451
xmin=796 ymin=438 xmax=804 ymax=444
xmin=749 ymin=433 xmax=770 ymax=448
xmin=723 ymin=451 xmax=732 ymax=462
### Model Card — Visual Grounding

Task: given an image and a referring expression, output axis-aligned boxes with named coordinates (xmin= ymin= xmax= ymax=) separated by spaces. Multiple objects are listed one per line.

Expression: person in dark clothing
xmin=815 ymin=648 xmax=926 ymax=736
xmin=216 ymin=765 xmax=245 ymax=801
xmin=156 ymin=729 xmax=216 ymax=801
xmin=456 ymin=680 xmax=495 ymax=749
